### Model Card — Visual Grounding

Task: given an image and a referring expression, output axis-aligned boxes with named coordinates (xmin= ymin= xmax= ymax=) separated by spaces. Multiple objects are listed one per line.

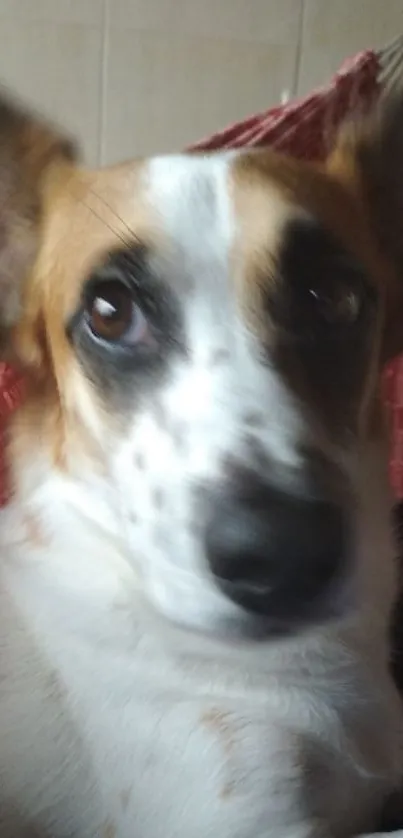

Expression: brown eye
xmin=86 ymin=280 xmax=147 ymax=344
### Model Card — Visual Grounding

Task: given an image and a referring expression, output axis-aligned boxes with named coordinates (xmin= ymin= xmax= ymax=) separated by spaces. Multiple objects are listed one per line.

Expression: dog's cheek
xmin=108 ymin=415 xmax=182 ymax=552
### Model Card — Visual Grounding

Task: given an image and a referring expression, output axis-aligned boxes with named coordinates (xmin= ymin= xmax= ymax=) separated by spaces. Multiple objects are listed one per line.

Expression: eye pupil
xmin=87 ymin=279 xmax=134 ymax=341
xmin=308 ymin=286 xmax=360 ymax=325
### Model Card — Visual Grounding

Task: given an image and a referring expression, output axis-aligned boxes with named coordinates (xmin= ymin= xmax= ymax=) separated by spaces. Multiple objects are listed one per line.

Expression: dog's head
xmin=2 ymin=92 xmax=403 ymax=638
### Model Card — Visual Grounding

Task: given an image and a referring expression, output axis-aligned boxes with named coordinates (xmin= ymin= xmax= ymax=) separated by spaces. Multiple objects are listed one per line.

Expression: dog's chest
xmin=1 ymin=548 xmax=295 ymax=836
xmin=10 ymin=581 xmax=294 ymax=835
xmin=2 ymin=542 xmax=400 ymax=838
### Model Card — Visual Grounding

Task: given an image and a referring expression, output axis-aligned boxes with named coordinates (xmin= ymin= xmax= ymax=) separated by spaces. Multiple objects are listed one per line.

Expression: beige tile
xmin=103 ymin=29 xmax=297 ymax=162
xmin=108 ymin=0 xmax=302 ymax=45
xmin=0 ymin=0 xmax=104 ymax=25
xmin=0 ymin=20 xmax=103 ymax=164
xmin=298 ymin=0 xmax=403 ymax=94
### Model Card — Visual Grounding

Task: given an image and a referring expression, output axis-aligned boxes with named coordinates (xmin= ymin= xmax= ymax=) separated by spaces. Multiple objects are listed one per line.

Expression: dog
xmin=1 ymin=88 xmax=403 ymax=838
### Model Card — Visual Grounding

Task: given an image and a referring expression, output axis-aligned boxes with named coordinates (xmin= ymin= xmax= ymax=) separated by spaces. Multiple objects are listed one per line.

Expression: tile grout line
xmin=98 ymin=0 xmax=109 ymax=166
xmin=291 ymin=0 xmax=306 ymax=98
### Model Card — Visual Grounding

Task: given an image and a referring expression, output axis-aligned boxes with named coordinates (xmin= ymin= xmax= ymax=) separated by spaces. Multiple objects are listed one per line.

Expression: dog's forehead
xmin=146 ymin=152 xmax=236 ymax=249
xmin=144 ymin=152 xmax=297 ymax=298
xmin=39 ymin=151 xmax=298 ymax=311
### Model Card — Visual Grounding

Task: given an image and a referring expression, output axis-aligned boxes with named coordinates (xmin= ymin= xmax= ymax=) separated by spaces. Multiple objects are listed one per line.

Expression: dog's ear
xmin=327 ymin=94 xmax=403 ymax=361
xmin=0 ymin=90 xmax=76 ymax=355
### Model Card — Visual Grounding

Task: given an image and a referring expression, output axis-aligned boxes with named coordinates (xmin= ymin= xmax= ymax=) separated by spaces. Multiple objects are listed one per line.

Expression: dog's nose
xmin=204 ymin=474 xmax=349 ymax=620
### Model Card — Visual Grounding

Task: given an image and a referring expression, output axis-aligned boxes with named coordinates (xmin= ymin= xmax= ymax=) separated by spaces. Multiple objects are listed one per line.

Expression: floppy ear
xmin=0 ymin=89 xmax=76 ymax=356
xmin=327 ymin=94 xmax=403 ymax=361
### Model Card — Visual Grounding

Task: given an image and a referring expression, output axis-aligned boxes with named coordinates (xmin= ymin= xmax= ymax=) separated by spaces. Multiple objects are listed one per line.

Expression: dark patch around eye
xmin=264 ymin=216 xmax=377 ymax=432
xmin=270 ymin=216 xmax=376 ymax=336
xmin=67 ymin=243 xmax=186 ymax=404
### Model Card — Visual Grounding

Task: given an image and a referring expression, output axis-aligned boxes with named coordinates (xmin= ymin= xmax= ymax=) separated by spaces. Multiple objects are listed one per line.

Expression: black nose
xmin=204 ymin=474 xmax=349 ymax=621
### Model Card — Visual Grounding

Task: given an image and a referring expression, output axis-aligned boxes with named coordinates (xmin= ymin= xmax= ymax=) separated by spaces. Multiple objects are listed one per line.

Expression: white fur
xmin=0 ymin=154 xmax=402 ymax=838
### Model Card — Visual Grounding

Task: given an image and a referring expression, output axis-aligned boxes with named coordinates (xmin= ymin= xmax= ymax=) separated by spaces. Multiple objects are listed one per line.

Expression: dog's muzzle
xmin=204 ymin=467 xmax=349 ymax=624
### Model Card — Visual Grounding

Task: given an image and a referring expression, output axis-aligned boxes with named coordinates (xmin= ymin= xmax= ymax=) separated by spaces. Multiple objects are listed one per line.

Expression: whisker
xmin=71 ymin=194 xmax=133 ymax=249
xmin=87 ymin=186 xmax=141 ymax=245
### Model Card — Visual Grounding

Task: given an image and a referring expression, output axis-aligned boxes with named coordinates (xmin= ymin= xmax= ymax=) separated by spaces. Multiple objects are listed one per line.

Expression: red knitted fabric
xmin=1 ymin=49 xmax=402 ymax=500
xmin=190 ymin=49 xmax=380 ymax=158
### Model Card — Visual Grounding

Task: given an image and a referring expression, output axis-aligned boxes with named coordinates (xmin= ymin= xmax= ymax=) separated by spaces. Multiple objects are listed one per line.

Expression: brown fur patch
xmin=22 ymin=509 xmax=49 ymax=549
xmin=232 ymin=148 xmax=388 ymax=309
xmin=7 ymin=154 xmax=157 ymax=479
xmin=230 ymin=148 xmax=394 ymax=440
xmin=201 ymin=708 xmax=236 ymax=754
xmin=0 ymin=93 xmax=75 ymax=339
xmin=201 ymin=708 xmax=240 ymax=799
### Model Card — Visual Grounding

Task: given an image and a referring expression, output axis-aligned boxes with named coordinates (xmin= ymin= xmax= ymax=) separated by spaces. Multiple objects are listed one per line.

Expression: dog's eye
xmin=307 ymin=284 xmax=361 ymax=326
xmin=85 ymin=280 xmax=148 ymax=344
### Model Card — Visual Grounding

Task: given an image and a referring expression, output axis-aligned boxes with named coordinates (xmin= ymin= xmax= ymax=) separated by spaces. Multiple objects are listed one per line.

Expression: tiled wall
xmin=0 ymin=0 xmax=402 ymax=166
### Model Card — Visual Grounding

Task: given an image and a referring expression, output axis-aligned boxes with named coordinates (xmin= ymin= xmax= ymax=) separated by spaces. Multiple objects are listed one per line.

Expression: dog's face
xmin=2 ymin=94 xmax=403 ymax=638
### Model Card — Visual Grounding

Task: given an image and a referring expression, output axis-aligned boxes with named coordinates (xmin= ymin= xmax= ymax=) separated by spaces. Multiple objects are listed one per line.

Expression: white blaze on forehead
xmin=139 ymin=151 xmax=306 ymax=476
xmin=144 ymin=153 xmax=236 ymax=268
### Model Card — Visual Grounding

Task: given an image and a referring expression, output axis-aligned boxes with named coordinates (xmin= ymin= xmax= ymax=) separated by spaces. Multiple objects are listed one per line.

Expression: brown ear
xmin=327 ymin=94 xmax=403 ymax=361
xmin=0 ymin=88 xmax=76 ymax=352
